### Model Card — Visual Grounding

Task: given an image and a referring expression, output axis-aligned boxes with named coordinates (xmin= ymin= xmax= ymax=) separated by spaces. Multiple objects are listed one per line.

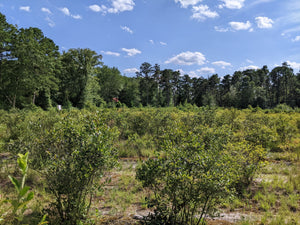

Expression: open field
xmin=0 ymin=106 xmax=299 ymax=224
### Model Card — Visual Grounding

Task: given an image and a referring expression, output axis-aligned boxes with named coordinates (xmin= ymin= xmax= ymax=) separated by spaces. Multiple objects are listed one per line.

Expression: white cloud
xmin=191 ymin=5 xmax=219 ymax=21
xmin=212 ymin=61 xmax=232 ymax=68
xmin=124 ymin=68 xmax=139 ymax=74
xmin=108 ymin=0 xmax=135 ymax=13
xmin=246 ymin=59 xmax=254 ymax=64
xmin=41 ymin=7 xmax=51 ymax=14
xmin=160 ymin=41 xmax=167 ymax=46
xmin=90 ymin=1 xmax=134 ymax=14
xmin=188 ymin=67 xmax=215 ymax=77
xmin=71 ymin=14 xmax=82 ymax=19
xmin=229 ymin=21 xmax=252 ymax=30
xmin=46 ymin=17 xmax=55 ymax=27
xmin=175 ymin=0 xmax=203 ymax=8
xmin=89 ymin=4 xmax=107 ymax=13
xmin=20 ymin=6 xmax=30 ymax=12
xmin=292 ymin=36 xmax=300 ymax=42
xmin=214 ymin=26 xmax=229 ymax=32
xmin=101 ymin=51 xmax=121 ymax=57
xmin=122 ymin=48 xmax=141 ymax=56
xmin=60 ymin=7 xmax=70 ymax=16
xmin=255 ymin=16 xmax=274 ymax=29
xmin=165 ymin=51 xmax=206 ymax=66
xmin=149 ymin=40 xmax=154 ymax=44
xmin=188 ymin=71 xmax=199 ymax=78
xmin=240 ymin=65 xmax=260 ymax=71
xmin=286 ymin=61 xmax=300 ymax=71
xmin=219 ymin=0 xmax=245 ymax=9
xmin=197 ymin=67 xmax=216 ymax=74
xmin=177 ymin=69 xmax=186 ymax=75
xmin=60 ymin=7 xmax=82 ymax=19
xmin=121 ymin=26 xmax=133 ymax=34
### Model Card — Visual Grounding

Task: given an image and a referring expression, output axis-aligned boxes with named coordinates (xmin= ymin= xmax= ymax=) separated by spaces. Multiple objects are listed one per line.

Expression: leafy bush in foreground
xmin=43 ymin=112 xmax=118 ymax=224
xmin=136 ymin=122 xmax=267 ymax=225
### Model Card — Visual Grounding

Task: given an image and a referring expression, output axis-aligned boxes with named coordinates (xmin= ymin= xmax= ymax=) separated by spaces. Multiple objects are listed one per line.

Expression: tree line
xmin=1 ymin=12 xmax=300 ymax=110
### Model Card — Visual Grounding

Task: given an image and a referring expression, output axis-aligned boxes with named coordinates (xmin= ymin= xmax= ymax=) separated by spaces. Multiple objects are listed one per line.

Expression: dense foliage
xmin=1 ymin=107 xmax=299 ymax=224
xmin=1 ymin=13 xmax=300 ymax=110
xmin=1 ymin=10 xmax=300 ymax=225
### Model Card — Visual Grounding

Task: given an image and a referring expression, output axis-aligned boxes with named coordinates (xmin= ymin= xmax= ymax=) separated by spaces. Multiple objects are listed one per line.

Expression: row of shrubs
xmin=0 ymin=106 xmax=299 ymax=224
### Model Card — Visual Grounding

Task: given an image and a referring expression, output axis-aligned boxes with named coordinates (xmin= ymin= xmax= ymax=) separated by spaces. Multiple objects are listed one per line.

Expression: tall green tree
xmin=177 ymin=74 xmax=192 ymax=105
xmin=2 ymin=26 xmax=59 ymax=109
xmin=0 ymin=13 xmax=17 ymax=108
xmin=96 ymin=66 xmax=123 ymax=104
xmin=59 ymin=48 xmax=102 ymax=108
xmin=269 ymin=62 xmax=294 ymax=106
xmin=160 ymin=69 xmax=173 ymax=106
xmin=220 ymin=74 xmax=232 ymax=107
xmin=136 ymin=62 xmax=158 ymax=106
xmin=171 ymin=70 xmax=180 ymax=106
xmin=119 ymin=77 xmax=140 ymax=107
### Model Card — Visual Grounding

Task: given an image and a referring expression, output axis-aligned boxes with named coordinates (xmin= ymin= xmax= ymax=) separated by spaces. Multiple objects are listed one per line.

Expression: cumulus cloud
xmin=175 ymin=0 xmax=203 ymax=8
xmin=292 ymin=36 xmax=300 ymax=42
xmin=219 ymin=0 xmax=245 ymax=9
xmin=165 ymin=51 xmax=206 ymax=66
xmin=89 ymin=4 xmax=108 ymax=13
xmin=41 ymin=7 xmax=51 ymax=14
xmin=124 ymin=68 xmax=139 ymax=74
xmin=60 ymin=7 xmax=70 ymax=16
xmin=89 ymin=1 xmax=134 ymax=14
xmin=229 ymin=21 xmax=252 ymax=30
xmin=197 ymin=67 xmax=216 ymax=74
xmin=188 ymin=67 xmax=215 ymax=77
xmin=149 ymin=40 xmax=154 ymax=44
xmin=214 ymin=26 xmax=229 ymax=32
xmin=20 ymin=6 xmax=30 ymax=12
xmin=191 ymin=5 xmax=219 ymax=21
xmin=71 ymin=14 xmax=82 ymax=19
xmin=122 ymin=48 xmax=141 ymax=56
xmin=177 ymin=69 xmax=186 ymax=75
xmin=255 ymin=16 xmax=274 ymax=29
xmin=160 ymin=41 xmax=167 ymax=46
xmin=101 ymin=51 xmax=121 ymax=57
xmin=286 ymin=61 xmax=300 ymax=71
xmin=89 ymin=5 xmax=101 ymax=12
xmin=45 ymin=17 xmax=55 ymax=27
xmin=108 ymin=0 xmax=135 ymax=13
xmin=212 ymin=61 xmax=232 ymax=68
xmin=240 ymin=65 xmax=260 ymax=71
xmin=121 ymin=26 xmax=133 ymax=34
xmin=60 ymin=7 xmax=82 ymax=19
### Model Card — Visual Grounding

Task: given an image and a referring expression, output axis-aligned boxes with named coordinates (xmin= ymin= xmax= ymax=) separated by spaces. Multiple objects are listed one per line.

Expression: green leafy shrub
xmin=137 ymin=124 xmax=240 ymax=225
xmin=2 ymin=152 xmax=34 ymax=224
xmin=43 ymin=111 xmax=118 ymax=224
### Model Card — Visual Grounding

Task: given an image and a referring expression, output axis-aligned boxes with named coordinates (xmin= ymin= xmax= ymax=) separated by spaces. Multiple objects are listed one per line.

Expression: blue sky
xmin=1 ymin=0 xmax=300 ymax=77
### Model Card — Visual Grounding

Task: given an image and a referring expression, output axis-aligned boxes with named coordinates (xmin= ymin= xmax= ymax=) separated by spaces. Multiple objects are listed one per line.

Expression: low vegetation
xmin=0 ymin=106 xmax=299 ymax=224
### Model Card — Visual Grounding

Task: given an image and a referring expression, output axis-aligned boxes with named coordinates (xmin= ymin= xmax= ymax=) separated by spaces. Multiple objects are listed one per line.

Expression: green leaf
xmin=25 ymin=192 xmax=34 ymax=201
xmin=19 ymin=186 xmax=30 ymax=197
xmin=11 ymin=200 xmax=19 ymax=210
xmin=17 ymin=153 xmax=28 ymax=174
xmin=38 ymin=214 xmax=48 ymax=225
xmin=8 ymin=175 xmax=20 ymax=192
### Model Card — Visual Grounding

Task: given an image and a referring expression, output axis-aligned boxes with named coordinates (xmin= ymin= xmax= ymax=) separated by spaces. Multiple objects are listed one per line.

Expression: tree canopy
xmin=1 ymin=12 xmax=300 ymax=110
